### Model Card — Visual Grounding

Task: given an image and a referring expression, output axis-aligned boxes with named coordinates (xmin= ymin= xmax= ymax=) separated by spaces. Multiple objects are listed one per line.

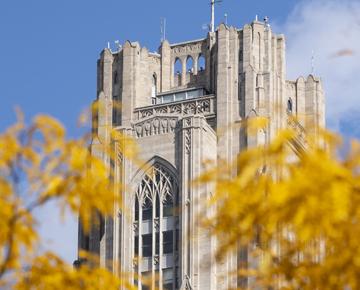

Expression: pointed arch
xmin=186 ymin=56 xmax=194 ymax=73
xmin=174 ymin=58 xmax=182 ymax=75
xmin=132 ymin=156 xmax=179 ymax=288
xmin=198 ymin=54 xmax=205 ymax=71
xmin=132 ymin=156 xmax=178 ymax=186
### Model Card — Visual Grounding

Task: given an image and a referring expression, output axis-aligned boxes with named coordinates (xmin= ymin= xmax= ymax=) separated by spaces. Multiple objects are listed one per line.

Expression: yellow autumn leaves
xmin=0 ymin=113 xmax=125 ymax=289
xmin=200 ymin=125 xmax=360 ymax=289
xmin=1 ymin=111 xmax=360 ymax=289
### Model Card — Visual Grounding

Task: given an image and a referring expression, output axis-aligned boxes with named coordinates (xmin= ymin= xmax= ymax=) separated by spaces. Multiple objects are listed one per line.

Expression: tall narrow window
xmin=198 ymin=54 xmax=205 ymax=72
xmin=163 ymin=231 xmax=174 ymax=254
xmin=142 ymin=234 xmax=152 ymax=257
xmin=287 ymin=98 xmax=293 ymax=113
xmin=152 ymin=74 xmax=157 ymax=104
xmin=174 ymin=58 xmax=182 ymax=87
xmin=174 ymin=58 xmax=182 ymax=75
xmin=112 ymin=95 xmax=120 ymax=125
xmin=134 ymin=162 xmax=179 ymax=289
xmin=186 ymin=56 xmax=194 ymax=73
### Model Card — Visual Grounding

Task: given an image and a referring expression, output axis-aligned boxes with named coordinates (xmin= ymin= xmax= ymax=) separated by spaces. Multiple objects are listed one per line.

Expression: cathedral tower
xmin=78 ymin=20 xmax=325 ymax=290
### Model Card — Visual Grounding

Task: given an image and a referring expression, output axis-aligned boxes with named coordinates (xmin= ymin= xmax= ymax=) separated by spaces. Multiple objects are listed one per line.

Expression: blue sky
xmin=1 ymin=0 xmax=359 ymax=263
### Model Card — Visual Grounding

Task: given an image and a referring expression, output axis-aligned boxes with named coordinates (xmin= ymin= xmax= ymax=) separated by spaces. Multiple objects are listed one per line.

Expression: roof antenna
xmin=210 ymin=0 xmax=222 ymax=32
xmin=107 ymin=42 xmax=110 ymax=49
xmin=224 ymin=13 xmax=228 ymax=25
xmin=264 ymin=16 xmax=270 ymax=31
xmin=311 ymin=50 xmax=315 ymax=74
xmin=160 ymin=17 xmax=166 ymax=42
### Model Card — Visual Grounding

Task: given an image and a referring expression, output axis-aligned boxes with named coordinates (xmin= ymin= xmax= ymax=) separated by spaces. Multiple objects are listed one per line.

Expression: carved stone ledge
xmin=132 ymin=116 xmax=179 ymax=138
xmin=133 ymin=95 xmax=216 ymax=122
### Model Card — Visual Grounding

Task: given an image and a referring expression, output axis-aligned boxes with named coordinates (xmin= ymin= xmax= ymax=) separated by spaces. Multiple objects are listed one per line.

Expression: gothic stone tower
xmin=78 ymin=21 xmax=325 ymax=290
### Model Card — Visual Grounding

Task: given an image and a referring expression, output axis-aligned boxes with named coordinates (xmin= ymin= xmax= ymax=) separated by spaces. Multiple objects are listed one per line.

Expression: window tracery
xmin=134 ymin=163 xmax=179 ymax=289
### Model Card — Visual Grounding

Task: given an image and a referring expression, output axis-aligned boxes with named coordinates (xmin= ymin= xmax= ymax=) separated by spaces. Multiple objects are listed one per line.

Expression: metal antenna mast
xmin=311 ymin=50 xmax=315 ymax=74
xmin=210 ymin=0 xmax=222 ymax=32
xmin=160 ymin=17 xmax=166 ymax=42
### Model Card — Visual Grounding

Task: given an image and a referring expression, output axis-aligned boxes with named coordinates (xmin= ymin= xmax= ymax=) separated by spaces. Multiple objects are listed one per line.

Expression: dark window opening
xmin=152 ymin=74 xmax=157 ymax=104
xmin=163 ymin=283 xmax=172 ymax=290
xmin=155 ymin=232 xmax=160 ymax=255
xmin=175 ymin=229 xmax=179 ymax=251
xmin=113 ymin=71 xmax=118 ymax=84
xmin=135 ymin=236 xmax=139 ymax=255
xmin=163 ymin=231 xmax=174 ymax=254
xmin=135 ymin=196 xmax=139 ymax=221
xmin=112 ymin=95 xmax=121 ymax=125
xmin=142 ymin=198 xmax=152 ymax=221
xmin=287 ymin=98 xmax=293 ymax=113
xmin=142 ymin=234 xmax=152 ymax=257
xmin=163 ymin=197 xmax=174 ymax=217
xmin=156 ymin=196 xmax=160 ymax=217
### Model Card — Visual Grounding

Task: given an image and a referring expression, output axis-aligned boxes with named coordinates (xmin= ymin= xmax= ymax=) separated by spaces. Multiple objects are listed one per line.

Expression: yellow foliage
xmin=0 ymin=113 xmax=133 ymax=289
xmin=3 ymin=110 xmax=360 ymax=290
xmin=200 ymin=118 xmax=360 ymax=289
xmin=15 ymin=252 xmax=136 ymax=290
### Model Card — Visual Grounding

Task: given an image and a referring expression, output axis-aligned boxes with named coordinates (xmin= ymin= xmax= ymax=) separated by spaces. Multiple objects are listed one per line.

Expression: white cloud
xmin=279 ymin=0 xmax=360 ymax=133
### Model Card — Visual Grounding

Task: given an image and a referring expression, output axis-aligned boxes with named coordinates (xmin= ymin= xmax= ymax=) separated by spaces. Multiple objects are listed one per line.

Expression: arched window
xmin=186 ymin=56 xmax=194 ymax=73
xmin=151 ymin=74 xmax=157 ymax=104
xmin=174 ymin=58 xmax=182 ymax=75
xmin=198 ymin=54 xmax=205 ymax=72
xmin=134 ymin=163 xmax=179 ymax=289
xmin=287 ymin=98 xmax=293 ymax=113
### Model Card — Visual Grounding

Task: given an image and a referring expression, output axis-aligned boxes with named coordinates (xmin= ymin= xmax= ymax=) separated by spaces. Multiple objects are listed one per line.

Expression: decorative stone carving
xmin=135 ymin=164 xmax=178 ymax=203
xmin=134 ymin=95 xmax=215 ymax=122
xmin=184 ymin=103 xmax=196 ymax=115
xmin=185 ymin=129 xmax=191 ymax=154
xmin=180 ymin=275 xmax=193 ymax=290
xmin=154 ymin=255 xmax=159 ymax=265
xmin=197 ymin=99 xmax=210 ymax=113
xmin=141 ymin=109 xmax=153 ymax=118
xmin=170 ymin=104 xmax=181 ymax=114
xmin=132 ymin=116 xmax=179 ymax=138
xmin=133 ymin=221 xmax=139 ymax=234
xmin=154 ymin=217 xmax=160 ymax=231
xmin=155 ymin=107 xmax=168 ymax=114
xmin=172 ymin=42 xmax=203 ymax=57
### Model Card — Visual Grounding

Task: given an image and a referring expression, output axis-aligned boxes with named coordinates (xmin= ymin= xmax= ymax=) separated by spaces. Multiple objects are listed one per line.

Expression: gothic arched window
xmin=134 ymin=163 xmax=179 ymax=290
xmin=151 ymin=74 xmax=157 ymax=104
xmin=174 ymin=58 xmax=182 ymax=76
xmin=287 ymin=98 xmax=293 ymax=113
xmin=186 ymin=56 xmax=194 ymax=73
xmin=198 ymin=54 xmax=205 ymax=72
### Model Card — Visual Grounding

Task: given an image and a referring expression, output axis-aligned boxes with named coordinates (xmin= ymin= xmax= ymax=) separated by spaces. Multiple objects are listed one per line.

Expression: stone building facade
xmin=78 ymin=21 xmax=325 ymax=290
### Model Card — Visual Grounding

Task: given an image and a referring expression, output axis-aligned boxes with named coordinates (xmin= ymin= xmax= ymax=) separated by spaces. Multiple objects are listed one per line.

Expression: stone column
xmin=179 ymin=116 xmax=217 ymax=290
xmin=122 ymin=41 xmax=140 ymax=127
xmin=181 ymin=56 xmax=187 ymax=86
